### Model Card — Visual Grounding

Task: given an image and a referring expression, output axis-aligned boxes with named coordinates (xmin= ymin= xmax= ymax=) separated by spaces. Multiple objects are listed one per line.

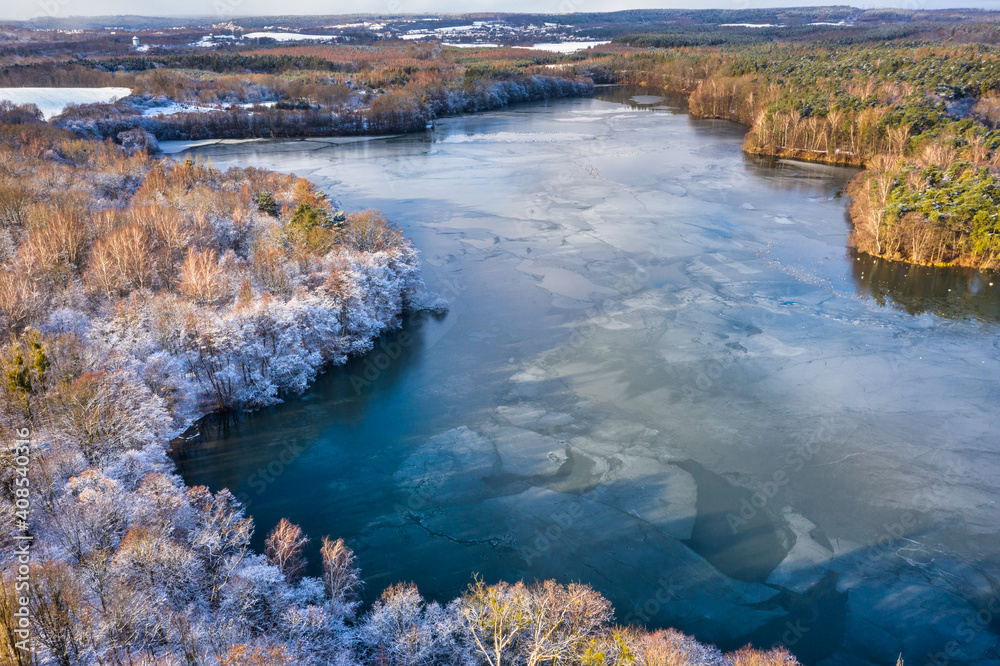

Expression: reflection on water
xmin=742 ymin=154 xmax=858 ymax=198
xmin=593 ymin=85 xmax=690 ymax=112
xmin=850 ymin=249 xmax=1000 ymax=321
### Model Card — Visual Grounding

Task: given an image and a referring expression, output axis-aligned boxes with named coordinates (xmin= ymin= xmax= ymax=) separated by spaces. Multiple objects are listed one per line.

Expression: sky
xmin=3 ymin=0 xmax=1000 ymax=22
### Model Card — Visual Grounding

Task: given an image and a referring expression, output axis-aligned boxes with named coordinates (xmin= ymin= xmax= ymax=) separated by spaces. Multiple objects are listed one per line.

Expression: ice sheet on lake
xmin=496 ymin=405 xmax=574 ymax=429
xmin=766 ymin=509 xmax=833 ymax=593
xmin=584 ymin=456 xmax=698 ymax=540
xmin=439 ymin=131 xmax=596 ymax=143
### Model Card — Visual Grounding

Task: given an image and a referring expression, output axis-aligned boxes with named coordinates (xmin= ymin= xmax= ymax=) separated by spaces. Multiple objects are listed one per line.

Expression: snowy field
xmin=437 ymin=40 xmax=610 ymax=52
xmin=526 ymin=41 xmax=610 ymax=52
xmin=242 ymin=31 xmax=336 ymax=42
xmin=0 ymin=87 xmax=132 ymax=119
xmin=141 ymin=101 xmax=276 ymax=117
xmin=442 ymin=42 xmax=500 ymax=48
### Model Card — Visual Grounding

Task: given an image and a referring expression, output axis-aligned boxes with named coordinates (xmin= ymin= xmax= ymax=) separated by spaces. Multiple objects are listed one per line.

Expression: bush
xmin=253 ymin=191 xmax=281 ymax=217
xmin=287 ymin=202 xmax=338 ymax=253
xmin=0 ymin=101 xmax=42 ymax=125
xmin=116 ymin=127 xmax=159 ymax=154
xmin=343 ymin=209 xmax=399 ymax=253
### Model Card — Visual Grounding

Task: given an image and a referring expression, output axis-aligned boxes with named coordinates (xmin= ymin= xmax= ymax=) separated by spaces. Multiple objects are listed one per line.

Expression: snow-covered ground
xmin=142 ymin=101 xmax=276 ymax=117
xmin=190 ymin=34 xmax=239 ymax=47
xmin=0 ymin=87 xmax=132 ymax=119
xmin=419 ymin=39 xmax=607 ymax=52
xmin=431 ymin=24 xmax=480 ymax=33
xmin=526 ymin=41 xmax=610 ymax=53
xmin=401 ymin=19 xmax=562 ymax=44
xmin=329 ymin=21 xmax=385 ymax=29
xmin=442 ymin=42 xmax=500 ymax=48
xmin=718 ymin=22 xmax=849 ymax=28
xmin=242 ymin=31 xmax=336 ymax=42
xmin=142 ymin=102 xmax=218 ymax=117
xmin=402 ymin=22 xmax=485 ymax=38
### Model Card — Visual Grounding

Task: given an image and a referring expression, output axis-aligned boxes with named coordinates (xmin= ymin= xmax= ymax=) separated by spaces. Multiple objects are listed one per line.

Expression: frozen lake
xmin=172 ymin=89 xmax=1000 ymax=665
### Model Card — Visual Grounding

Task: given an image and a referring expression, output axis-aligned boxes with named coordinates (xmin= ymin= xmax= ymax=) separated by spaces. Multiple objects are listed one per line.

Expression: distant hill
xmin=10 ymin=7 xmax=1000 ymax=34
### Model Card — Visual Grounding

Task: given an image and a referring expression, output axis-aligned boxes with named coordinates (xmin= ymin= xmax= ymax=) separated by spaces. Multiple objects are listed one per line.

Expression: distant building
xmin=132 ymin=36 xmax=140 ymax=47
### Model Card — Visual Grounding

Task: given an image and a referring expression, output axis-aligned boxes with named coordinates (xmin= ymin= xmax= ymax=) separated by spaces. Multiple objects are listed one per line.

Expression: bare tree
xmin=86 ymin=223 xmax=154 ymax=297
xmin=251 ymin=241 xmax=291 ymax=296
xmin=344 ymin=210 xmax=400 ymax=253
xmin=221 ymin=643 xmax=296 ymax=666
xmin=45 ymin=471 xmax=130 ymax=568
xmin=519 ymin=581 xmax=612 ymax=666
xmin=178 ymin=247 xmax=224 ymax=304
xmin=727 ymin=644 xmax=799 ymax=665
xmin=623 ymin=627 xmax=728 ymax=666
xmin=886 ymin=124 xmax=912 ymax=157
xmin=48 ymin=369 xmax=168 ymax=467
xmin=0 ymin=267 xmax=45 ymax=331
xmin=28 ymin=561 xmax=90 ymax=666
xmin=460 ymin=578 xmax=529 ymax=666
xmin=264 ymin=519 xmax=309 ymax=584
xmin=357 ymin=583 xmax=425 ymax=665
xmin=319 ymin=536 xmax=362 ymax=613
xmin=19 ymin=205 xmax=89 ymax=283
xmin=187 ymin=487 xmax=253 ymax=607
xmin=0 ymin=182 xmax=29 ymax=227
xmin=920 ymin=140 xmax=958 ymax=168
xmin=131 ymin=204 xmax=192 ymax=256
xmin=966 ymin=135 xmax=989 ymax=165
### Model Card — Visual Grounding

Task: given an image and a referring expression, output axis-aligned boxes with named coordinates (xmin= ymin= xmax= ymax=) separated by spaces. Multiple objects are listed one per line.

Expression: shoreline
xmin=53 ymin=75 xmax=595 ymax=142
xmin=157 ymin=133 xmax=404 ymax=154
